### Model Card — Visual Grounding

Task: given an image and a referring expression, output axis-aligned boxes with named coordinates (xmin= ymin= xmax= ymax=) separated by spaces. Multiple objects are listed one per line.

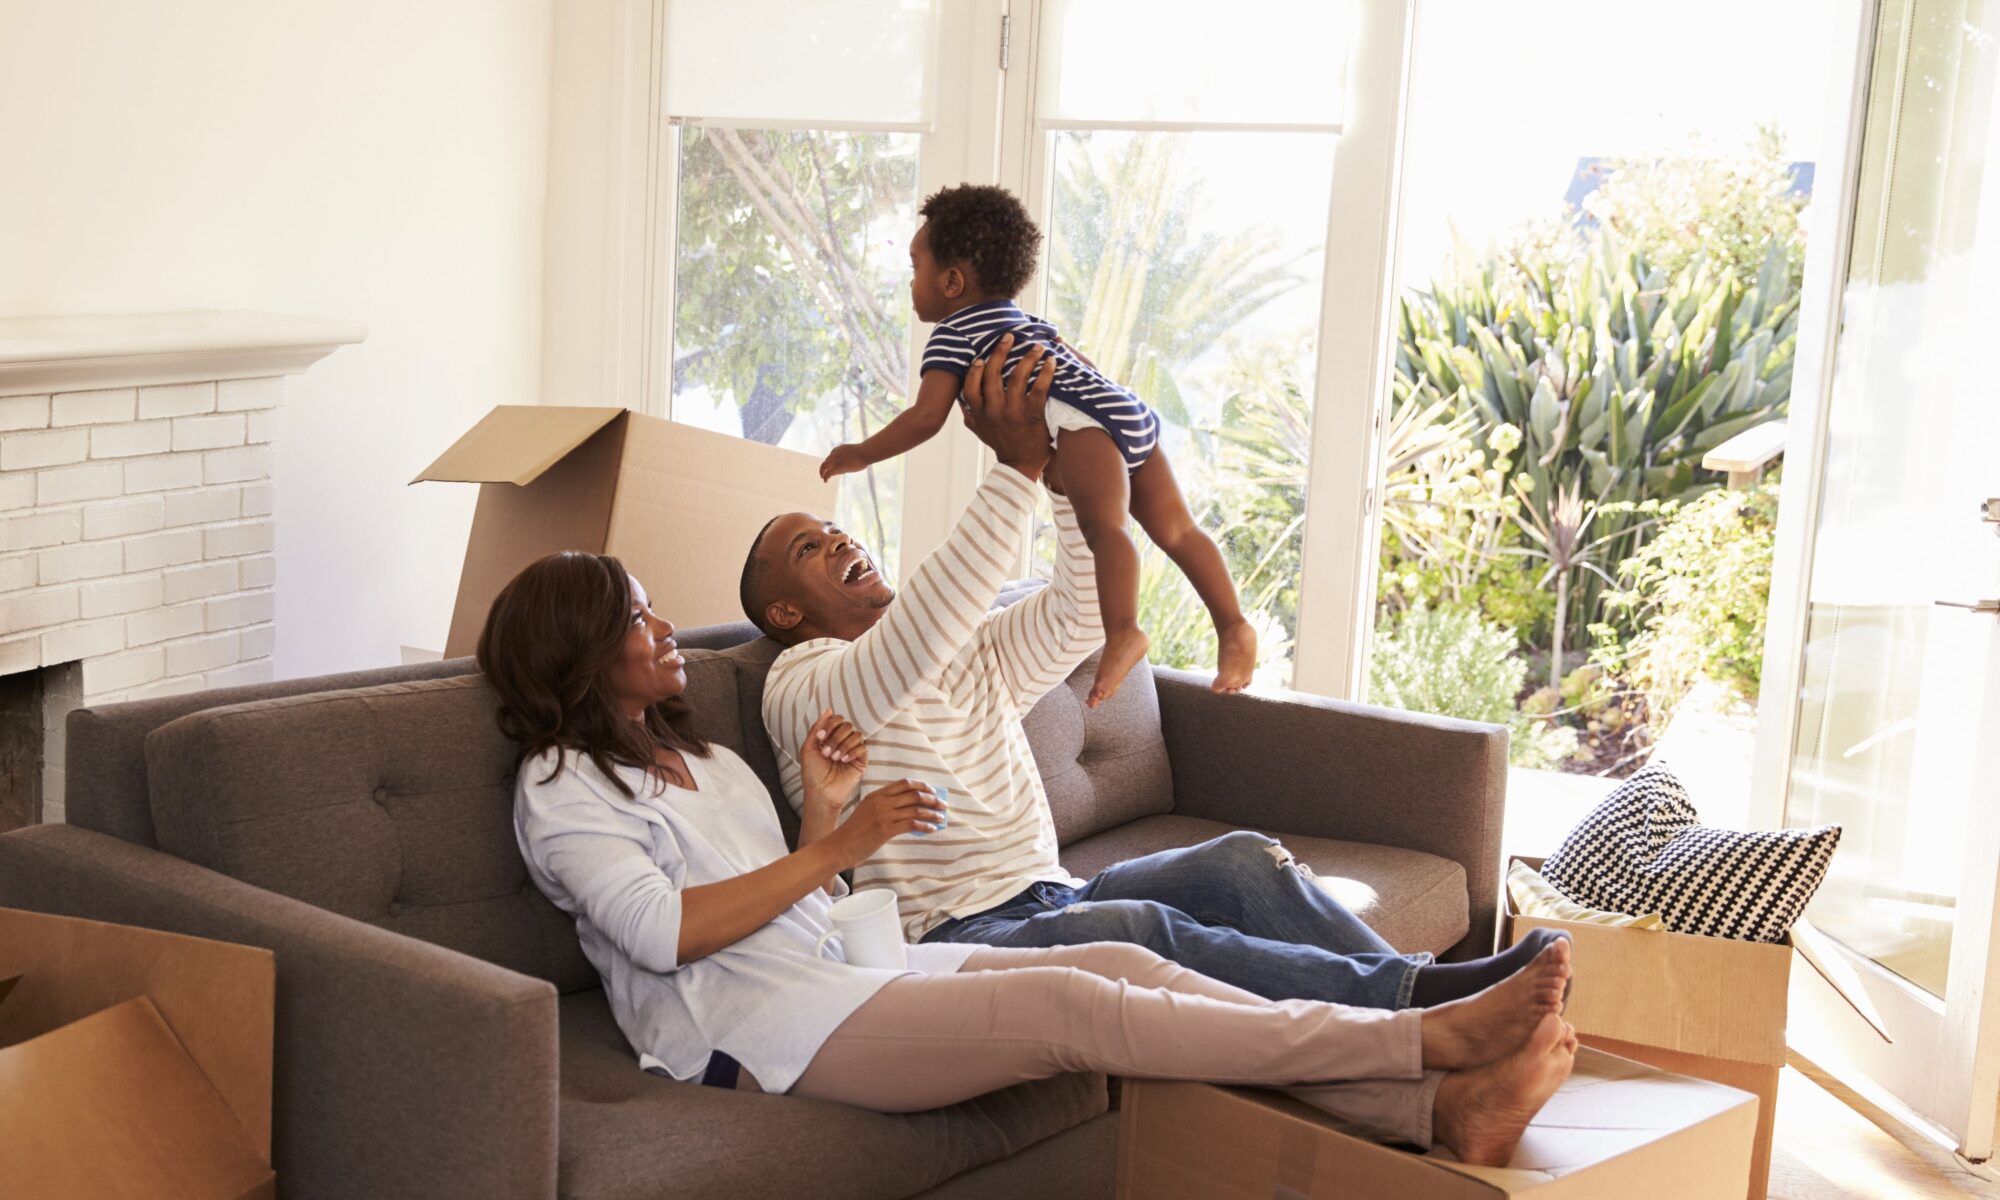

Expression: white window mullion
xmin=896 ymin=0 xmax=1013 ymax=582
xmin=1290 ymin=0 xmax=1416 ymax=701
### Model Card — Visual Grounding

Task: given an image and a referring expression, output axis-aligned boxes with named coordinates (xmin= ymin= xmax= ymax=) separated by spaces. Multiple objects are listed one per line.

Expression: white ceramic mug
xmin=813 ymin=887 xmax=908 ymax=970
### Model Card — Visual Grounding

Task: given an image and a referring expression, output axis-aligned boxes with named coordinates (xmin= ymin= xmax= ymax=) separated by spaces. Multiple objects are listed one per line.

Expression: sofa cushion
xmin=65 ymin=655 xmax=479 ymax=850
xmin=1057 ymin=814 xmax=1470 ymax=956
xmin=1022 ymin=645 xmax=1173 ymax=847
xmin=143 ymin=674 xmax=593 ymax=991
xmin=713 ymin=636 xmax=795 ymax=841
xmin=556 ymin=988 xmax=1107 ymax=1200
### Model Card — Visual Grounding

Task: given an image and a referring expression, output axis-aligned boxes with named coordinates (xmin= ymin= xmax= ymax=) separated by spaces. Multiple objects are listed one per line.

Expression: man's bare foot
xmin=1213 ymin=619 xmax=1257 ymax=693
xmin=1431 ymin=1014 xmax=1577 ymax=1167
xmin=1419 ymin=938 xmax=1571 ymax=1069
xmin=1089 ymin=628 xmax=1151 ymax=708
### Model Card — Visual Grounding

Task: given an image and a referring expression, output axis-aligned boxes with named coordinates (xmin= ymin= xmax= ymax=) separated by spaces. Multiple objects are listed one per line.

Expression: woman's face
xmin=606 ymin=576 xmax=685 ymax=719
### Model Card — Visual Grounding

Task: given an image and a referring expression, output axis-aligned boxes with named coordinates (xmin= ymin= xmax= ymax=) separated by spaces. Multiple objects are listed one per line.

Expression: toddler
xmin=820 ymin=183 xmax=1256 ymax=705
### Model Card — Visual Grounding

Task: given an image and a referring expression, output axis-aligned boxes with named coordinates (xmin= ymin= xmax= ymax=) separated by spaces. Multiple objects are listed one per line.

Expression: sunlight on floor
xmin=1771 ymin=1058 xmax=2000 ymax=1199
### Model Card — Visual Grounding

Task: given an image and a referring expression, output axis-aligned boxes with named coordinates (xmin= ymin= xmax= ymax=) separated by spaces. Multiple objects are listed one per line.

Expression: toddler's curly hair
xmin=919 ymin=184 xmax=1041 ymax=297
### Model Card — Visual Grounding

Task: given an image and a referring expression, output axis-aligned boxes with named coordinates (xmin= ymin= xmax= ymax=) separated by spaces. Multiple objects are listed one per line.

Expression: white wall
xmin=0 ymin=0 xmax=554 ymax=676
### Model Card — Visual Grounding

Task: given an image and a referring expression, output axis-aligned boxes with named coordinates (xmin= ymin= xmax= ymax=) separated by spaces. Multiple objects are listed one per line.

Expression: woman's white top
xmin=514 ymin=743 xmax=977 ymax=1093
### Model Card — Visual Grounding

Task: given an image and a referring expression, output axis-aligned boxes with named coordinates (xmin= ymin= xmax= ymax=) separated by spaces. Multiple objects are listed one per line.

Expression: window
xmin=1022 ymin=1 xmax=1347 ymax=688
xmin=656 ymin=0 xmax=938 ymax=574
xmin=609 ymin=0 xmax=1397 ymax=696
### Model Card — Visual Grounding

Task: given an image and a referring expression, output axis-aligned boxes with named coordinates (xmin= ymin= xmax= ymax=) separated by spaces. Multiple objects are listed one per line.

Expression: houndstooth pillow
xmin=1539 ymin=761 xmax=1840 ymax=943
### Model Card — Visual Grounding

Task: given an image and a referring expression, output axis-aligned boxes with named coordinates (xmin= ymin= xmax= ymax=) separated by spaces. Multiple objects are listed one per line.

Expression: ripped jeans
xmin=919 ymin=832 xmax=1425 ymax=1009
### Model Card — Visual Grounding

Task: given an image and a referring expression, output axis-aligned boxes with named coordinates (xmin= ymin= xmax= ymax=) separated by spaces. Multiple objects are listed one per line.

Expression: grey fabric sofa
xmin=0 ymin=617 xmax=1506 ymax=1200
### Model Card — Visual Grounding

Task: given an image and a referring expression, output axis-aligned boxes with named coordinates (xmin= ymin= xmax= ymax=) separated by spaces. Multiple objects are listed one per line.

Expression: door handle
xmin=1936 ymin=599 xmax=2000 ymax=614
xmin=1985 ymin=497 xmax=2000 ymax=534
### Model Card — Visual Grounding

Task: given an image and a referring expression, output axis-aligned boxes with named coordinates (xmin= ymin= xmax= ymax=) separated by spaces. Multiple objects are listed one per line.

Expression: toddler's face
xmin=909 ymin=223 xmax=958 ymax=323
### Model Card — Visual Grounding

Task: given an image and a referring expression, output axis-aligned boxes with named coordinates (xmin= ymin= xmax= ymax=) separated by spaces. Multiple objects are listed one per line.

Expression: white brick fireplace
xmin=0 ymin=312 xmax=363 ymax=825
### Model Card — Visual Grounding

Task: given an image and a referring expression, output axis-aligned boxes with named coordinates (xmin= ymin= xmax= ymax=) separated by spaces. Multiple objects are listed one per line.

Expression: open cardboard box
xmin=1116 ymin=1047 xmax=1758 ymax=1198
xmin=1502 ymin=856 xmax=1791 ymax=1200
xmin=415 ymin=406 xmax=837 ymax=658
xmin=0 ymin=907 xmax=276 ymax=1200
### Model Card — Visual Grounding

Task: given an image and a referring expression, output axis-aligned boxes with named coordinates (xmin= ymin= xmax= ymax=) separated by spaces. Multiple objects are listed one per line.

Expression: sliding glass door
xmin=1779 ymin=0 xmax=2000 ymax=1156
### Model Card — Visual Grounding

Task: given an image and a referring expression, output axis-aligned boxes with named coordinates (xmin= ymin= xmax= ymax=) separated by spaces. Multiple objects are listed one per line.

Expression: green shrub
xmin=1386 ymin=132 xmax=1806 ymax=692
xmin=1518 ymin=126 xmax=1808 ymax=295
xmin=1378 ymin=415 xmax=1553 ymax=647
xmin=1369 ymin=604 xmax=1579 ymax=769
xmin=1591 ymin=479 xmax=1781 ymax=729
xmin=1393 ymin=236 xmax=1797 ymax=684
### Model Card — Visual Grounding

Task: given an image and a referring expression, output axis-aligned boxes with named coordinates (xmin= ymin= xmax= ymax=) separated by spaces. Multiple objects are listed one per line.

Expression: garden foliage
xmin=1368 ymin=605 xmax=1580 ymax=770
xmin=1366 ymin=131 xmax=1805 ymax=766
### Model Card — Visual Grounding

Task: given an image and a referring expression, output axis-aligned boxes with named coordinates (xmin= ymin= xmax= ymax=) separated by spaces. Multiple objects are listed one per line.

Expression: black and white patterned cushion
xmin=1539 ymin=761 xmax=1840 ymax=943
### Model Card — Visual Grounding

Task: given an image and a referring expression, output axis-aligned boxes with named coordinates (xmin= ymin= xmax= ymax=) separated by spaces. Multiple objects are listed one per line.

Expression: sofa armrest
xmin=0 ymin=824 xmax=559 ymax=1200
xmin=1153 ymin=668 xmax=1507 ymax=960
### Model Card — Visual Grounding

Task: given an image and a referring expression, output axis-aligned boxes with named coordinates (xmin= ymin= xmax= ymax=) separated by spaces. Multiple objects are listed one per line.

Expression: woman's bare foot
xmin=1213 ymin=619 xmax=1257 ymax=693
xmin=1419 ymin=938 xmax=1571 ymax=1069
xmin=1089 ymin=627 xmax=1151 ymax=708
xmin=1431 ymin=1015 xmax=1577 ymax=1167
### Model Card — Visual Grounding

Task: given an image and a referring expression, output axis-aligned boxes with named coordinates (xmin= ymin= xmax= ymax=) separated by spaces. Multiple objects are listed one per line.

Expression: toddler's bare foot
xmin=1089 ymin=628 xmax=1151 ymax=708
xmin=1213 ymin=619 xmax=1257 ymax=693
xmin=1419 ymin=938 xmax=1571 ymax=1069
xmin=1432 ymin=1014 xmax=1576 ymax=1167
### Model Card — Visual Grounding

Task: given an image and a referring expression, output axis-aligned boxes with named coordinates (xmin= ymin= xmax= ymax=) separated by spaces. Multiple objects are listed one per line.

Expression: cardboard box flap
xmin=410 ymin=405 xmax=626 ymax=486
xmin=600 ymin=415 xmax=840 ymax=630
xmin=1119 ymin=1049 xmax=1759 ymax=1199
xmin=1433 ymin=1050 xmax=1758 ymax=1189
xmin=0 ymin=996 xmax=273 ymax=1200
xmin=0 ymin=908 xmax=276 ymax=1156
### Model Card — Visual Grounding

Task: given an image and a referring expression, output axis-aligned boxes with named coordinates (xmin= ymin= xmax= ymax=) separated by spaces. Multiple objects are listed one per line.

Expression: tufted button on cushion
xmin=145 ymin=674 xmax=602 ymax=992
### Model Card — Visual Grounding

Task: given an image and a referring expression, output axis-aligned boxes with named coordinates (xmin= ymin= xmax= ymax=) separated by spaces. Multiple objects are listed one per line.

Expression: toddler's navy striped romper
xmin=920 ymin=299 xmax=1161 ymax=473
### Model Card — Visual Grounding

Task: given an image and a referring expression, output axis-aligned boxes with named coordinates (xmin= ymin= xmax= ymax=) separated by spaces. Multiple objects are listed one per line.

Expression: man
xmin=743 ymin=338 xmax=1564 ymax=1008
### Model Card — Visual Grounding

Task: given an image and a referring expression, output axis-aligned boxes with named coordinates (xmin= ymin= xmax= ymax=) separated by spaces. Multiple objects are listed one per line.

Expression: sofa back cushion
xmin=144 ymin=658 xmax=741 ymax=992
xmin=67 ymin=656 xmax=480 ymax=849
xmin=1023 ymin=646 xmax=1174 ymax=845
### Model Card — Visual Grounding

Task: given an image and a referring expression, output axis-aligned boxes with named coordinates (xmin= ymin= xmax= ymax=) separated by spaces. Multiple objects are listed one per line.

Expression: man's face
xmin=759 ymin=512 xmax=894 ymax=638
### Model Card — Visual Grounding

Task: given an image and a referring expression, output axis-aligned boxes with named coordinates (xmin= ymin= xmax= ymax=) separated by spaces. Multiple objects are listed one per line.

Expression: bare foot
xmin=1431 ymin=1014 xmax=1576 ymax=1167
xmin=1213 ymin=619 xmax=1257 ymax=693
xmin=1089 ymin=628 xmax=1151 ymax=708
xmin=1419 ymin=938 xmax=1571 ymax=1069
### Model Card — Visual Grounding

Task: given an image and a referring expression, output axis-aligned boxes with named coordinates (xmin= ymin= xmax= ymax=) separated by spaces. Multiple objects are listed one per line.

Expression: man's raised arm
xmin=763 ymin=340 xmax=1057 ymax=742
xmin=980 ymin=483 xmax=1102 ymax=713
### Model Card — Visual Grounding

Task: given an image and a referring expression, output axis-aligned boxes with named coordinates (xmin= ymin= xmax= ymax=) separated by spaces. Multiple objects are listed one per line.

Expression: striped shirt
xmin=921 ymin=300 xmax=1161 ymax=472
xmin=762 ymin=464 xmax=1104 ymax=941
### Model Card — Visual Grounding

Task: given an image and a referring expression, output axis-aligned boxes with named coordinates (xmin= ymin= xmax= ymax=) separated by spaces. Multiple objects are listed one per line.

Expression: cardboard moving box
xmin=1503 ymin=856 xmax=1791 ymax=1200
xmin=1116 ymin=1048 xmax=1758 ymax=1198
xmin=416 ymin=406 xmax=838 ymax=657
xmin=0 ymin=908 xmax=277 ymax=1200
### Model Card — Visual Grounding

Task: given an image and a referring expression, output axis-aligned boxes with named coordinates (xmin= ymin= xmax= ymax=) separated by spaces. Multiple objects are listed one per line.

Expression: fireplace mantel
xmin=0 ymin=311 xmax=367 ymax=397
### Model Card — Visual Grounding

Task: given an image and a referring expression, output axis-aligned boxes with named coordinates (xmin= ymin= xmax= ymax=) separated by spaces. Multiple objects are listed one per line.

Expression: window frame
xmin=546 ymin=0 xmax=1417 ymax=700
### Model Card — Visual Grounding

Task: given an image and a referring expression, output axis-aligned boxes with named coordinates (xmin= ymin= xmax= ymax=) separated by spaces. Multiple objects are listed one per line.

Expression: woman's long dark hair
xmin=477 ymin=551 xmax=709 ymax=798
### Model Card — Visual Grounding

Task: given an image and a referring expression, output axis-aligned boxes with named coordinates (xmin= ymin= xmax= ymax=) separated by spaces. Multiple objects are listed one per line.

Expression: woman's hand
xmin=830 ymin=780 xmax=948 ymax=868
xmin=800 ymin=707 xmax=868 ymax=815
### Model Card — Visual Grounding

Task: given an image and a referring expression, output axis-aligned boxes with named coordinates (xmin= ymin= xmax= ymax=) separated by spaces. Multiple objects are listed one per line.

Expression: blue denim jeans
xmin=920 ymin=831 xmax=1424 ymax=1008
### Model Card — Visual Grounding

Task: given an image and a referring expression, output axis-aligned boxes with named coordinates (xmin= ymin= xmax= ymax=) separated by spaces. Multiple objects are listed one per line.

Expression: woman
xmin=478 ymin=551 xmax=1578 ymax=1165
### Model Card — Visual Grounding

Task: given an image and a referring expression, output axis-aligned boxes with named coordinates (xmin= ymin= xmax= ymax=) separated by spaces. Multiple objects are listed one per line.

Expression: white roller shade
xmin=665 ymin=0 xmax=938 ymax=127
xmin=1040 ymin=0 xmax=1348 ymax=127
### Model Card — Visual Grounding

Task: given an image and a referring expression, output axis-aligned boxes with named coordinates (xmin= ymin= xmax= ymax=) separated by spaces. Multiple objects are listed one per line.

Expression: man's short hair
xmin=739 ymin=514 xmax=784 ymax=637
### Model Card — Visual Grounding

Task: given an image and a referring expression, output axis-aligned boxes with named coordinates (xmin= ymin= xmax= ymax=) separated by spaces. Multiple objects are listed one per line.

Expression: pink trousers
xmin=788 ymin=942 xmax=1443 ymax=1147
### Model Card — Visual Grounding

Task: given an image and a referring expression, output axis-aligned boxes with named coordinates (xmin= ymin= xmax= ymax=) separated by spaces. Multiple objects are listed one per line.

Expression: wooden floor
xmin=1771 ymin=1056 xmax=2000 ymax=1199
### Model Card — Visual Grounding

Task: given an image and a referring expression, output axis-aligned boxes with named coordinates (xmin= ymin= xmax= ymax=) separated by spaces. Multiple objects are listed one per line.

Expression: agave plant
xmin=1393 ymin=235 xmax=1798 ymax=677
